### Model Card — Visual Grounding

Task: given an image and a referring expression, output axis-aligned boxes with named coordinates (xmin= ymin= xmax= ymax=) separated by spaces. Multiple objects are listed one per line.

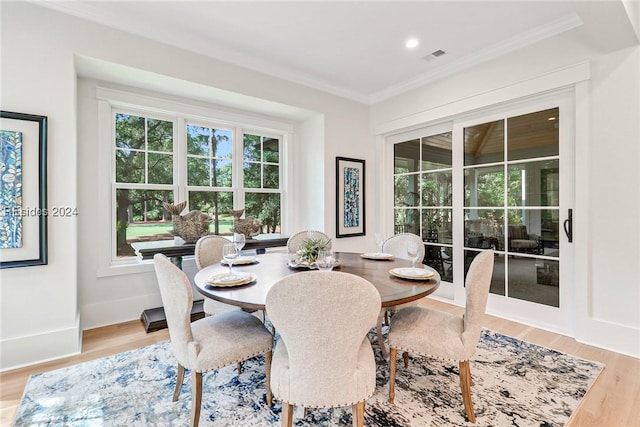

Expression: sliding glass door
xmin=390 ymin=94 xmax=574 ymax=333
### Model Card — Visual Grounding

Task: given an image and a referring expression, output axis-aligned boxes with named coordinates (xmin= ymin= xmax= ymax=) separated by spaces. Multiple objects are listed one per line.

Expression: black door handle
xmin=563 ymin=209 xmax=573 ymax=243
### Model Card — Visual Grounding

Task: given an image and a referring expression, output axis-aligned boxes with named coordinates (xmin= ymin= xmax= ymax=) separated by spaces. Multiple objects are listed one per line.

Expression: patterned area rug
xmin=14 ymin=329 xmax=603 ymax=426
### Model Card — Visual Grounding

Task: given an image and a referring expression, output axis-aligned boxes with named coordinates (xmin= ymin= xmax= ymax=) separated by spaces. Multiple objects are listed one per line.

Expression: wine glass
xmin=233 ymin=233 xmax=246 ymax=252
xmin=407 ymin=241 xmax=420 ymax=269
xmin=374 ymin=232 xmax=384 ymax=254
xmin=223 ymin=243 xmax=239 ymax=278
xmin=315 ymin=250 xmax=335 ymax=272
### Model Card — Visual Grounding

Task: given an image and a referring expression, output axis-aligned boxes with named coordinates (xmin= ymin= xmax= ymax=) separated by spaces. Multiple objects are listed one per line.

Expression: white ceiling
xmin=33 ymin=1 xmax=640 ymax=104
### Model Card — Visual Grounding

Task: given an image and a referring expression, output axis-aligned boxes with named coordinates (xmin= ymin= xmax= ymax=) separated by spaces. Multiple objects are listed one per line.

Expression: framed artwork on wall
xmin=336 ymin=156 xmax=365 ymax=238
xmin=0 ymin=111 xmax=48 ymax=268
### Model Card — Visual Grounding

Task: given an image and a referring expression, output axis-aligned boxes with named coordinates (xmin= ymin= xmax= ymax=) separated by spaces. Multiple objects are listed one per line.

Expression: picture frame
xmin=0 ymin=111 xmax=48 ymax=268
xmin=336 ymin=157 xmax=365 ymax=238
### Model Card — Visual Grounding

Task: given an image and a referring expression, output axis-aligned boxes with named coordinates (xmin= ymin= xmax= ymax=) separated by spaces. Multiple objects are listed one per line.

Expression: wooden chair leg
xmin=389 ymin=347 xmax=397 ymax=404
xmin=237 ymin=362 xmax=243 ymax=374
xmin=281 ymin=402 xmax=294 ymax=427
xmin=459 ymin=360 xmax=476 ymax=423
xmin=173 ymin=364 xmax=185 ymax=402
xmin=352 ymin=401 xmax=365 ymax=427
xmin=266 ymin=350 xmax=272 ymax=407
xmin=403 ymin=351 xmax=409 ymax=368
xmin=191 ymin=371 xmax=203 ymax=427
xmin=376 ymin=312 xmax=389 ymax=358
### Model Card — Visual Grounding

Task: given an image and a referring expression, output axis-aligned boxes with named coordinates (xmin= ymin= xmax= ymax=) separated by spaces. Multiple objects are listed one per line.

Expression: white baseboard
xmin=0 ymin=319 xmax=81 ymax=371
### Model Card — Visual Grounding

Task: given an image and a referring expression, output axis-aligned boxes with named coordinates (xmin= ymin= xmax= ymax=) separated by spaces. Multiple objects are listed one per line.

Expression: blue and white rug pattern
xmin=14 ymin=330 xmax=603 ymax=426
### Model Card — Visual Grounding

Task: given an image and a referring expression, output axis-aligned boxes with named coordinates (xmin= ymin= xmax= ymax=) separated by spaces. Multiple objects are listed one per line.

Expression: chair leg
xmin=237 ymin=362 xmax=243 ymax=374
xmin=281 ymin=402 xmax=294 ymax=427
xmin=403 ymin=351 xmax=409 ymax=369
xmin=459 ymin=360 xmax=476 ymax=423
xmin=389 ymin=347 xmax=397 ymax=404
xmin=266 ymin=350 xmax=272 ymax=407
xmin=376 ymin=313 xmax=389 ymax=358
xmin=173 ymin=364 xmax=185 ymax=402
xmin=352 ymin=401 xmax=365 ymax=427
xmin=191 ymin=371 xmax=203 ymax=427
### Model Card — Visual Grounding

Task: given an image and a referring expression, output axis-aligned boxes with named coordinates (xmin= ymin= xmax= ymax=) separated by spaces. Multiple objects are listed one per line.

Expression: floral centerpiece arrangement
xmin=296 ymin=237 xmax=331 ymax=263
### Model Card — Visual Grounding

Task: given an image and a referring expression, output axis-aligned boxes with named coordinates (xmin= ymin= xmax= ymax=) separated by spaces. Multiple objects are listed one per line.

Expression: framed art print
xmin=336 ymin=157 xmax=365 ymax=238
xmin=0 ymin=111 xmax=48 ymax=268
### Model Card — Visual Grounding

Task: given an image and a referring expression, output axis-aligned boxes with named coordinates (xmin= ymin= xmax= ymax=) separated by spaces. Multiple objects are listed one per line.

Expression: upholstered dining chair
xmin=387 ymin=250 xmax=495 ymax=423
xmin=380 ymin=233 xmax=427 ymax=324
xmin=153 ymin=253 xmax=273 ymax=427
xmin=266 ymin=271 xmax=381 ymax=427
xmin=286 ymin=230 xmax=332 ymax=253
xmin=194 ymin=235 xmax=241 ymax=317
xmin=381 ymin=233 xmax=425 ymax=262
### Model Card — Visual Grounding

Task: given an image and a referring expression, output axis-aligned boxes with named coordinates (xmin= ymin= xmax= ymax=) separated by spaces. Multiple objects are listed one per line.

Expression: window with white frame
xmin=111 ymin=106 xmax=285 ymax=259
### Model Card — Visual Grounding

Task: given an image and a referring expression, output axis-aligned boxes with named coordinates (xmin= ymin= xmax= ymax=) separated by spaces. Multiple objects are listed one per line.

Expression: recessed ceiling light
xmin=405 ymin=38 xmax=419 ymax=49
xmin=548 ymin=117 xmax=557 ymax=121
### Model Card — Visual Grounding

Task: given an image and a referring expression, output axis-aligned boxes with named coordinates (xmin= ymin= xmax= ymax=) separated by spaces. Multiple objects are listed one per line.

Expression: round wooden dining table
xmin=193 ymin=251 xmax=440 ymax=357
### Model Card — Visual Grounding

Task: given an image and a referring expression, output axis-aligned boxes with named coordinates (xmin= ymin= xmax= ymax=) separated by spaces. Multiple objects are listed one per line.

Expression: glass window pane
xmin=148 ymin=153 xmax=173 ymax=184
xmin=246 ymin=192 xmax=281 ymax=233
xmin=212 ymin=159 xmax=232 ymax=187
xmin=264 ymin=164 xmax=279 ymax=189
xmin=116 ymin=150 xmax=144 ymax=183
xmin=243 ymin=162 xmax=261 ymax=188
xmin=263 ymin=137 xmax=280 ymax=163
xmin=243 ymin=134 xmax=261 ymax=162
xmin=394 ymin=174 xmax=419 ymax=207
xmin=212 ymin=129 xmax=232 ymax=158
xmin=507 ymin=160 xmax=559 ymax=207
xmin=147 ymin=119 xmax=173 ymax=152
xmin=421 ymin=132 xmax=452 ymax=170
xmin=187 ymin=157 xmax=210 ymax=186
xmin=421 ymin=208 xmax=452 ymax=243
xmin=117 ymin=189 xmax=174 ymax=257
xmin=507 ymin=209 xmax=559 ymax=256
xmin=464 ymin=120 xmax=504 ymax=166
xmin=394 ymin=139 xmax=419 ymax=173
xmin=465 ymin=209 xmax=504 ymax=250
xmin=394 ymin=208 xmax=419 ymax=235
xmin=115 ymin=113 xmax=145 ymax=150
xmin=189 ymin=190 xmax=233 ymax=235
xmin=508 ymin=255 xmax=559 ymax=307
xmin=507 ymin=108 xmax=559 ymax=161
xmin=464 ymin=166 xmax=504 ymax=207
xmin=421 ymin=171 xmax=452 ymax=206
xmin=186 ymin=125 xmax=211 ymax=156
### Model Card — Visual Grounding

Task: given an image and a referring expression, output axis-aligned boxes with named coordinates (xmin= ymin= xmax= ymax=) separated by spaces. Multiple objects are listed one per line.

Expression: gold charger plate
xmin=221 ymin=256 xmax=259 ymax=265
xmin=389 ymin=267 xmax=436 ymax=280
xmin=206 ymin=273 xmax=256 ymax=287
xmin=360 ymin=252 xmax=395 ymax=260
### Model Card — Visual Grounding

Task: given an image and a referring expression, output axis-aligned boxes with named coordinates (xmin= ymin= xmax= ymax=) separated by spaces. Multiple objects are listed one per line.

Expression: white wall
xmin=370 ymin=30 xmax=640 ymax=357
xmin=0 ymin=1 xmax=370 ymax=370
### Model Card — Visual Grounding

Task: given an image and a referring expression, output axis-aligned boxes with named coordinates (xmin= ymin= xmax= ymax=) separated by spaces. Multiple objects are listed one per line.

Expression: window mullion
xmin=175 ymin=117 xmax=186 ymax=206
xmin=235 ymin=127 xmax=244 ymax=210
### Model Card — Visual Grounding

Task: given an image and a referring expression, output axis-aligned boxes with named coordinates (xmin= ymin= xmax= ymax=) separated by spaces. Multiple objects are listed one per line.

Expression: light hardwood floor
xmin=1 ymin=298 xmax=639 ymax=426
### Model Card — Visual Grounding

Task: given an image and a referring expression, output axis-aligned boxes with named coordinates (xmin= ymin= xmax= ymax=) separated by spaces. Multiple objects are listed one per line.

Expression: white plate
xmin=205 ymin=273 xmax=256 ymax=287
xmin=360 ymin=252 xmax=395 ymax=260
xmin=389 ymin=267 xmax=436 ymax=280
xmin=221 ymin=256 xmax=258 ymax=265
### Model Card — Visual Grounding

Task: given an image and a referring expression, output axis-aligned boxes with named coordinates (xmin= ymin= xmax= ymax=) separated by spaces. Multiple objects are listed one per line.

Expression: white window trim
xmin=96 ymin=87 xmax=293 ymax=277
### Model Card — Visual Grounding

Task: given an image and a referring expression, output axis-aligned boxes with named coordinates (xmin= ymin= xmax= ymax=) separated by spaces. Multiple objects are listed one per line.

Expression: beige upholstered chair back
xmin=153 ymin=253 xmax=194 ymax=367
xmin=382 ymin=233 xmax=425 ymax=262
xmin=266 ymin=271 xmax=381 ymax=407
xmin=461 ymin=250 xmax=495 ymax=356
xmin=194 ymin=235 xmax=229 ymax=269
xmin=286 ymin=230 xmax=332 ymax=253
